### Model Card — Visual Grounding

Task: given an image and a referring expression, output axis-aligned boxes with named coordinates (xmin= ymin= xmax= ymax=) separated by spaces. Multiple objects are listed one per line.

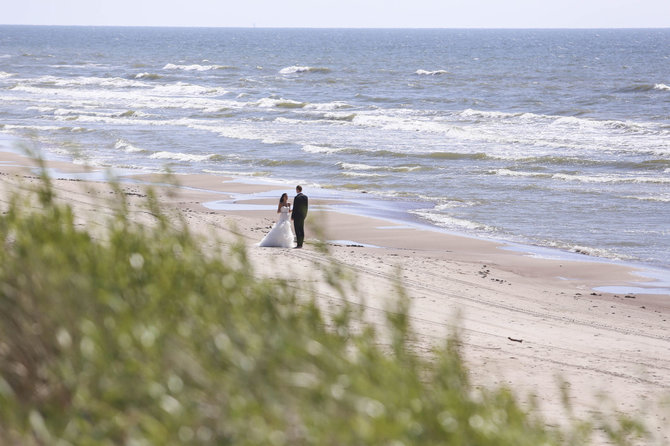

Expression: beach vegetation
xmin=0 ymin=168 xmax=649 ymax=445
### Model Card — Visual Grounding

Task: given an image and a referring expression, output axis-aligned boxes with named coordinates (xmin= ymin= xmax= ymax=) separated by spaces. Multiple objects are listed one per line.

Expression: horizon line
xmin=1 ymin=23 xmax=669 ymax=30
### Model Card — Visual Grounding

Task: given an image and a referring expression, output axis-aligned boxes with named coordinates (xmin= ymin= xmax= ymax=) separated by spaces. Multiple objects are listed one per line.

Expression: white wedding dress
xmin=259 ymin=206 xmax=294 ymax=248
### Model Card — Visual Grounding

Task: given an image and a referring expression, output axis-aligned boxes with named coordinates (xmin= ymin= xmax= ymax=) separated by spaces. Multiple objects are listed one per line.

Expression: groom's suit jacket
xmin=291 ymin=193 xmax=308 ymax=221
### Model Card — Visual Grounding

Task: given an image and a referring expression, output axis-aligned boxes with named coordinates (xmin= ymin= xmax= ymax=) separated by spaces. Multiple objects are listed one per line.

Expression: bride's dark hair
xmin=279 ymin=193 xmax=288 ymax=203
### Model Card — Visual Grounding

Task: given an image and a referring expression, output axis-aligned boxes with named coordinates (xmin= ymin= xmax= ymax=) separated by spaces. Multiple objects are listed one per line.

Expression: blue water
xmin=1 ymin=26 xmax=669 ymax=268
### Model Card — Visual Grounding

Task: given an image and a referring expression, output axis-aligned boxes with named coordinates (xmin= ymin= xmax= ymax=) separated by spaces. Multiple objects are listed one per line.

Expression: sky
xmin=2 ymin=0 xmax=670 ymax=28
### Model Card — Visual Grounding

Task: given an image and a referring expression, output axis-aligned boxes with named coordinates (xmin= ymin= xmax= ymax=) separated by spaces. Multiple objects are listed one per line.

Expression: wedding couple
xmin=259 ymin=185 xmax=308 ymax=249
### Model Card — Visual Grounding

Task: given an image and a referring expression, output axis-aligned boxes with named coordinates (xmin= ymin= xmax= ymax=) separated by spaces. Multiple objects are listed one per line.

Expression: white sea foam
xmin=114 ymin=139 xmax=145 ymax=153
xmin=256 ymin=97 xmax=305 ymax=108
xmin=301 ymin=144 xmax=342 ymax=154
xmin=0 ymin=71 xmax=14 ymax=79
xmin=1 ymin=124 xmax=73 ymax=132
xmin=5 ymin=84 xmax=239 ymax=113
xmin=185 ymin=122 xmax=269 ymax=142
xmin=433 ymin=200 xmax=478 ymax=210
xmin=493 ymin=169 xmax=552 ymax=179
xmin=279 ymin=66 xmax=330 ymax=75
xmin=410 ymin=209 xmax=495 ymax=232
xmin=135 ymin=72 xmax=163 ymax=79
xmin=351 ymin=113 xmax=453 ymax=134
xmin=623 ymin=194 xmax=670 ymax=202
xmin=32 ymin=75 xmax=150 ymax=89
xmin=150 ymin=82 xmax=228 ymax=96
xmin=27 ymin=105 xmax=56 ymax=112
xmin=338 ymin=162 xmax=378 ymax=171
xmin=340 ymin=171 xmax=384 ymax=178
xmin=202 ymin=169 xmax=265 ymax=177
xmin=415 ymin=69 xmax=449 ymax=75
xmin=304 ymin=101 xmax=352 ymax=111
xmin=163 ymin=63 xmax=232 ymax=71
xmin=654 ymin=83 xmax=670 ymax=91
xmin=492 ymin=168 xmax=670 ymax=185
xmin=552 ymin=173 xmax=670 ymax=184
xmin=149 ymin=151 xmax=216 ymax=162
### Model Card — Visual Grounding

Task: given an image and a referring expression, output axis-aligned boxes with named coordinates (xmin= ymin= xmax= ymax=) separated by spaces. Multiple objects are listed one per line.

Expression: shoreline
xmin=2 ymin=138 xmax=670 ymax=299
xmin=3 ymin=133 xmax=669 ymax=285
xmin=1 ymin=145 xmax=670 ymax=442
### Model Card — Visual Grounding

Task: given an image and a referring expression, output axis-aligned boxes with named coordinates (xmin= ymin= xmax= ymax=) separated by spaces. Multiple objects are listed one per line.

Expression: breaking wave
xmin=134 ymin=72 xmax=163 ymax=80
xmin=256 ymin=98 xmax=306 ymax=108
xmin=149 ymin=151 xmax=220 ymax=162
xmin=279 ymin=66 xmax=331 ymax=75
xmin=415 ymin=69 xmax=449 ymax=75
xmin=163 ymin=63 xmax=234 ymax=71
xmin=114 ymin=139 xmax=146 ymax=153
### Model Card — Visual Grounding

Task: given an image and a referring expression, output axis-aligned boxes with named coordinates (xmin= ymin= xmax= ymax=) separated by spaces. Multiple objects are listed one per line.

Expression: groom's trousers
xmin=294 ymin=218 xmax=305 ymax=247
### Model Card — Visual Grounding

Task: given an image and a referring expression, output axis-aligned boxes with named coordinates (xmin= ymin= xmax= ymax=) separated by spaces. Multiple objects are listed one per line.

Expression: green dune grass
xmin=0 ymin=169 xmax=646 ymax=445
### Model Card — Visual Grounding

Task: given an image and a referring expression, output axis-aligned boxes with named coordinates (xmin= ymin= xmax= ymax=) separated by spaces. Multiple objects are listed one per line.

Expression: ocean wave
xmin=351 ymin=113 xmax=454 ymax=134
xmin=202 ymin=169 xmax=267 ymax=177
xmin=256 ymin=158 xmax=315 ymax=167
xmin=433 ymin=200 xmax=480 ymax=211
xmin=149 ymin=151 xmax=218 ymax=162
xmin=625 ymin=194 xmax=670 ymax=203
xmin=491 ymin=169 xmax=552 ymax=179
xmin=185 ymin=122 xmax=269 ymax=142
xmin=459 ymin=108 xmax=653 ymax=135
xmin=27 ymin=105 xmax=55 ymax=112
xmin=114 ymin=139 xmax=146 ymax=153
xmin=321 ymin=112 xmax=356 ymax=121
xmin=4 ymin=84 xmax=240 ymax=113
xmin=135 ymin=72 xmax=163 ymax=80
xmin=338 ymin=161 xmax=424 ymax=173
xmin=492 ymin=168 xmax=670 ymax=184
xmin=52 ymin=108 xmax=151 ymax=120
xmin=338 ymin=162 xmax=377 ymax=171
xmin=460 ymin=109 xmax=595 ymax=131
xmin=339 ymin=171 xmax=385 ymax=178
xmin=162 ymin=63 xmax=234 ymax=71
xmin=48 ymin=62 xmax=105 ymax=69
xmin=279 ymin=66 xmax=331 ymax=75
xmin=618 ymin=83 xmax=670 ymax=93
xmin=415 ymin=69 xmax=449 ymax=76
xmin=32 ymin=75 xmax=150 ymax=89
xmin=301 ymin=144 xmax=344 ymax=154
xmin=552 ymin=173 xmax=670 ymax=184
xmin=304 ymin=101 xmax=352 ymax=111
xmin=561 ymin=244 xmax=630 ymax=261
xmin=459 ymin=108 xmax=525 ymax=120
xmin=0 ymin=71 xmax=14 ymax=79
xmin=10 ymin=76 xmax=146 ymax=90
xmin=0 ymin=123 xmax=79 ymax=133
xmin=410 ymin=209 xmax=495 ymax=232
xmin=424 ymin=151 xmax=490 ymax=160
xmin=256 ymin=98 xmax=306 ymax=108
xmin=150 ymin=82 xmax=229 ymax=96
xmin=115 ymin=110 xmax=152 ymax=118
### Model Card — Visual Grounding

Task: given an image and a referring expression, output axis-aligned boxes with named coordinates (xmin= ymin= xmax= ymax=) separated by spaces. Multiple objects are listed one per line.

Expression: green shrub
xmin=0 ymin=172 xmax=646 ymax=445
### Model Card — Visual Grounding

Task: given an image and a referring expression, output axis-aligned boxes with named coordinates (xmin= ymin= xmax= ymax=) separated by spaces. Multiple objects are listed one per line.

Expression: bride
xmin=259 ymin=193 xmax=295 ymax=248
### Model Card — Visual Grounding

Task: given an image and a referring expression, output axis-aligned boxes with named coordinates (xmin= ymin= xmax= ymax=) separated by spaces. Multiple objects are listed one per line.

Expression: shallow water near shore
xmin=1 ymin=26 xmax=669 ymax=269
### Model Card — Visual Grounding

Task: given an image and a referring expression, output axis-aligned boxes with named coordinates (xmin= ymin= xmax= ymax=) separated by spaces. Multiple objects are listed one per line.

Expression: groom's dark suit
xmin=291 ymin=192 xmax=308 ymax=248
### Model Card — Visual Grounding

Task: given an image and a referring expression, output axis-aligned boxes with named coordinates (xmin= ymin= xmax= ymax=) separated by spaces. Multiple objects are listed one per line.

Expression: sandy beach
xmin=1 ymin=150 xmax=668 ymax=442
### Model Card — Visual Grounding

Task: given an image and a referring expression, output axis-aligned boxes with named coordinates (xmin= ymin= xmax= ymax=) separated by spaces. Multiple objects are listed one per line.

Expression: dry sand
xmin=1 ymin=151 xmax=669 ymax=443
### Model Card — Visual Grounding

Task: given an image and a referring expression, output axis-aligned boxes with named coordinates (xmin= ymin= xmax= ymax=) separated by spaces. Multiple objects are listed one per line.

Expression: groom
xmin=291 ymin=185 xmax=308 ymax=248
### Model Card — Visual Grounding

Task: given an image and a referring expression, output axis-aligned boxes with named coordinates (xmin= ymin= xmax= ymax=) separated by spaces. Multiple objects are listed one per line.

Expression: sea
xmin=1 ymin=26 xmax=669 ymax=279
